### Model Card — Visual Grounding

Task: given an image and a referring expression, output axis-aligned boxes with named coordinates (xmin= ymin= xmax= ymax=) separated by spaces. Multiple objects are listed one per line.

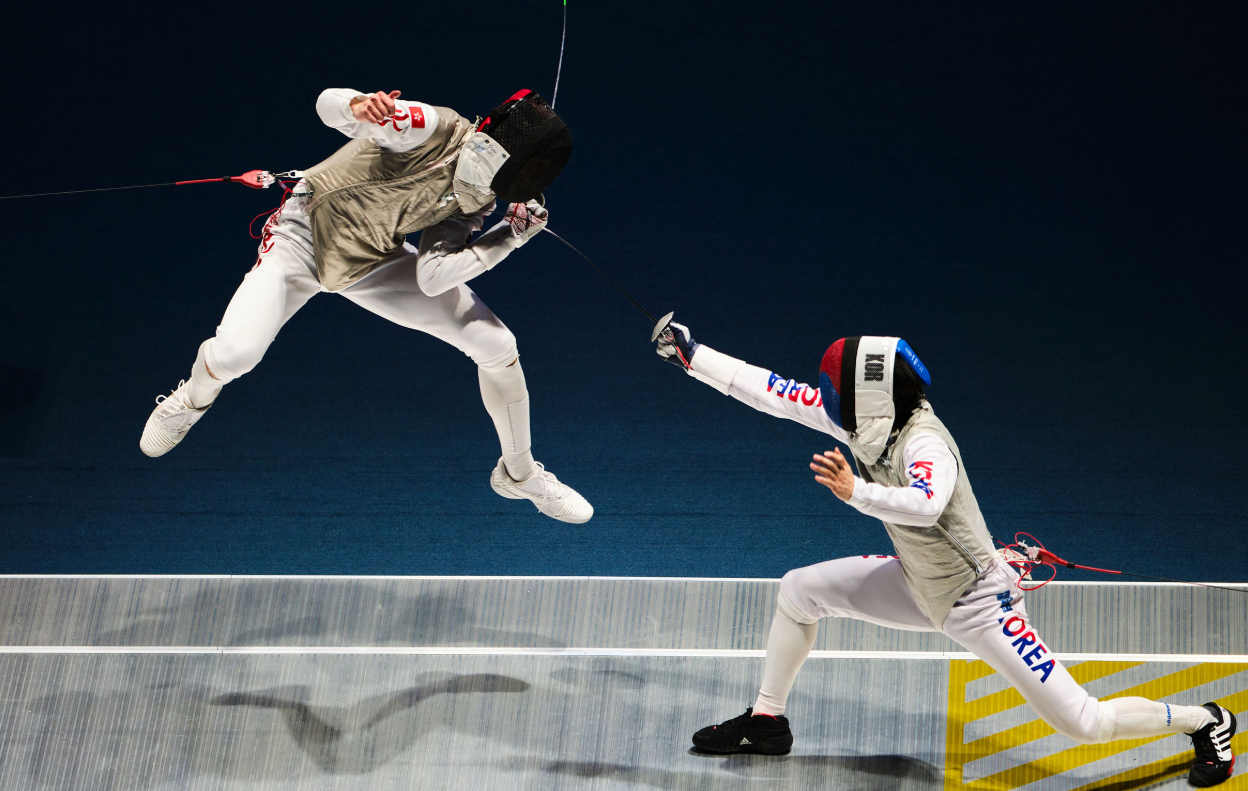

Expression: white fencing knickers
xmin=192 ymin=196 xmax=518 ymax=389
xmin=755 ymin=556 xmax=1213 ymax=743
xmin=185 ymin=195 xmax=527 ymax=467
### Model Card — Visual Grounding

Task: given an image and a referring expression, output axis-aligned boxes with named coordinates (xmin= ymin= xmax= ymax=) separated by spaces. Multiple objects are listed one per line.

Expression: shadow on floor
xmin=95 ymin=587 xmax=563 ymax=648
xmin=545 ymin=753 xmax=941 ymax=790
xmin=1086 ymin=759 xmax=1191 ymax=791
xmin=550 ymin=667 xmax=647 ymax=690
xmin=210 ymin=673 xmax=530 ymax=774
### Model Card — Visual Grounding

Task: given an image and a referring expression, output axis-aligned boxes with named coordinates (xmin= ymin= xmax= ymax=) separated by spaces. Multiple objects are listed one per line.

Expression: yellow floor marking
xmin=963 ymin=662 xmax=1141 ymax=732
xmin=965 ymin=662 xmax=1216 ymax=756
xmin=946 ymin=663 xmax=1248 ymax=791
xmin=969 ymin=683 xmax=1247 ymax=790
xmin=1063 ymin=738 xmax=1248 ymax=791
xmin=1101 ymin=664 xmax=1248 ymax=704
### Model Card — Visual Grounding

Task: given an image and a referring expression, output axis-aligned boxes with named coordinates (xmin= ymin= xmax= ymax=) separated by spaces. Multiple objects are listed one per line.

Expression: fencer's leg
xmin=1092 ymin=697 xmax=1233 ymax=788
xmin=141 ymin=339 xmax=229 ymax=457
xmin=141 ymin=236 xmax=319 ymax=457
xmin=752 ymin=588 xmax=819 ymax=717
xmin=197 ymin=248 xmax=320 ymax=393
xmin=780 ymin=555 xmax=938 ymax=630
xmin=753 ymin=556 xmax=936 ymax=717
xmin=693 ymin=556 xmax=935 ymax=755
xmin=339 ymin=253 xmax=593 ymax=522
xmin=186 ymin=340 xmax=223 ymax=408
xmin=474 ymin=349 xmax=591 ymax=523
xmin=941 ymin=561 xmax=1220 ymax=752
xmin=478 ymin=357 xmax=535 ymax=481
xmin=1095 ymin=698 xmax=1216 ymax=740
xmin=693 ymin=605 xmax=798 ymax=755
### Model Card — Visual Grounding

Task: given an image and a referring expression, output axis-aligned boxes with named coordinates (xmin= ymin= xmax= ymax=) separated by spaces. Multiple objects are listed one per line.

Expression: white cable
xmin=552 ymin=1 xmax=567 ymax=108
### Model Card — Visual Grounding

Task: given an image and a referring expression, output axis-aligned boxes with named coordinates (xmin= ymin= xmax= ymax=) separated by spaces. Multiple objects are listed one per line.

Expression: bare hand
xmin=351 ymin=90 xmax=402 ymax=124
xmin=811 ymin=448 xmax=856 ymax=501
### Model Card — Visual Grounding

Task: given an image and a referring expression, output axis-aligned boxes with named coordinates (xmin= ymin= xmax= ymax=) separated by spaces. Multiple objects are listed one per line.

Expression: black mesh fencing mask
xmin=477 ymin=90 xmax=572 ymax=203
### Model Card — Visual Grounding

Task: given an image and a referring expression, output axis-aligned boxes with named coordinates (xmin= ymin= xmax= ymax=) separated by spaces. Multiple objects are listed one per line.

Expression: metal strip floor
xmin=0 ymin=577 xmax=1243 ymax=790
xmin=0 ymin=576 xmax=1244 ymax=654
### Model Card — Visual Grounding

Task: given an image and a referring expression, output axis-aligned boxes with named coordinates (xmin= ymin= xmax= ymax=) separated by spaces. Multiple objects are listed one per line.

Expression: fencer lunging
xmin=655 ymin=326 xmax=1237 ymax=787
xmin=141 ymin=87 xmax=591 ymax=523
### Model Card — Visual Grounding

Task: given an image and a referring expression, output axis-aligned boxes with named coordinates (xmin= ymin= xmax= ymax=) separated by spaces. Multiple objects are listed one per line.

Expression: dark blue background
xmin=1 ymin=1 xmax=1245 ymax=579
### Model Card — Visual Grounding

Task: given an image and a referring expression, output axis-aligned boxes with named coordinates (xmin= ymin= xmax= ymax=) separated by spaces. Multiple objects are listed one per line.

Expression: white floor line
xmin=0 ymin=646 xmax=1244 ymax=661
xmin=0 ymin=574 xmax=1242 ymax=587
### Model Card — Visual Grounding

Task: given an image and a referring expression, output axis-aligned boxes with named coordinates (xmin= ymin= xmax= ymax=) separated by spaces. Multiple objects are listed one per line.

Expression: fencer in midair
xmin=655 ymin=325 xmax=1237 ymax=787
xmin=140 ymin=88 xmax=593 ymax=523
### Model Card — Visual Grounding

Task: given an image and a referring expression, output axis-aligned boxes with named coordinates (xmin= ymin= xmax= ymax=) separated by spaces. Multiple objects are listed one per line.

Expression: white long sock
xmin=186 ymin=341 xmax=224 ymax=409
xmin=1095 ymin=697 xmax=1215 ymax=742
xmin=479 ymin=360 xmax=535 ymax=481
xmin=753 ymin=589 xmax=819 ymax=717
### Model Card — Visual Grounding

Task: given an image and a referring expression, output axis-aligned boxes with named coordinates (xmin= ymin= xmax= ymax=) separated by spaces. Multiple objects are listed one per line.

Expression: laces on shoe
xmin=154 ymin=381 xmax=190 ymax=413
xmin=518 ymin=463 xmax=574 ymax=511
xmin=1190 ymin=709 xmax=1229 ymax=763
xmin=152 ymin=381 xmax=205 ymax=429
xmin=726 ymin=708 xmax=756 ymax=726
xmin=153 ymin=380 xmax=187 ymax=407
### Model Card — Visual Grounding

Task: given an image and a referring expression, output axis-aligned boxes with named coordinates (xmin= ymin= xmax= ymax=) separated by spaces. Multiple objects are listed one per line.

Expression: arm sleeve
xmin=415 ymin=213 xmax=519 ymax=296
xmin=685 ymin=345 xmax=850 ymax=442
xmin=845 ymin=432 xmax=957 ymax=526
xmin=315 ymin=89 xmax=440 ymax=153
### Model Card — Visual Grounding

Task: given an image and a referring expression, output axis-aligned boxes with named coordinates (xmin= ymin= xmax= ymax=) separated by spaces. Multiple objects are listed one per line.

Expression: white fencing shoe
xmin=490 ymin=458 xmax=594 ymax=524
xmin=140 ymin=380 xmax=211 ymax=457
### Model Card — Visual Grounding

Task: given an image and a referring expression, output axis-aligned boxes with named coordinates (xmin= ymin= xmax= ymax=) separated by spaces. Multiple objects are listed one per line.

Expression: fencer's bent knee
xmin=1091 ymin=702 xmax=1116 ymax=744
xmin=475 ymin=337 xmax=519 ymax=373
xmin=203 ymin=333 xmax=269 ymax=380
xmin=1040 ymin=699 xmax=1105 ymax=745
xmin=778 ymin=572 xmax=819 ymax=625
xmin=1056 ymin=707 xmax=1106 ymax=745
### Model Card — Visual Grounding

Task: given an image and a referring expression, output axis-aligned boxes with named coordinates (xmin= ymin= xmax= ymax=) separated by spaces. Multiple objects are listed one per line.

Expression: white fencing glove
xmin=655 ymin=322 xmax=700 ymax=370
xmin=505 ymin=200 xmax=548 ymax=245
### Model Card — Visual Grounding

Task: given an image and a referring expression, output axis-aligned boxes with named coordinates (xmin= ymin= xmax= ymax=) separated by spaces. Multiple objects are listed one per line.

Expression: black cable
xmin=1106 ymin=571 xmax=1247 ymax=594
xmin=541 ymin=227 xmax=657 ymax=323
xmin=0 ymin=182 xmax=175 ymax=200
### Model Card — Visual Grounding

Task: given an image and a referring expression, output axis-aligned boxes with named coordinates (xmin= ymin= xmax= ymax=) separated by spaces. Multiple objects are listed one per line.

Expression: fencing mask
xmin=452 ymin=89 xmax=572 ymax=210
xmin=818 ymin=336 xmax=932 ymax=464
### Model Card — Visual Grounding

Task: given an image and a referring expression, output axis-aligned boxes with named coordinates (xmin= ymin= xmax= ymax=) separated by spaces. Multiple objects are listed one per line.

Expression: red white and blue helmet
xmin=818 ymin=336 xmax=931 ymax=431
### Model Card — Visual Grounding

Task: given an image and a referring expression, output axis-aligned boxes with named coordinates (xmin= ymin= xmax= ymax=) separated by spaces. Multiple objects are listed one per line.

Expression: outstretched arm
xmin=811 ymin=433 xmax=957 ymax=526
xmin=315 ymin=89 xmax=439 ymax=153
xmin=656 ymin=322 xmax=850 ymax=442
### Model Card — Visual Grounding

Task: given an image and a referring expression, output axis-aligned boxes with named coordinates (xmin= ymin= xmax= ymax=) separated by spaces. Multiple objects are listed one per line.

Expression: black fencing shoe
xmin=1189 ymin=702 xmax=1237 ymax=787
xmin=691 ymin=707 xmax=793 ymax=755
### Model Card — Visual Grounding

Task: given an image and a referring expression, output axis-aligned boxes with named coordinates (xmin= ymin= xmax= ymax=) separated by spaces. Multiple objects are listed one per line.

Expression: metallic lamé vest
xmin=303 ymin=107 xmax=473 ymax=291
xmin=854 ymin=402 xmax=998 ymax=628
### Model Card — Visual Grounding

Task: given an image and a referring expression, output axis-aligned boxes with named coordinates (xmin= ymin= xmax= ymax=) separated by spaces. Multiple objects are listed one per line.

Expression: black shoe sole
xmin=1188 ymin=760 xmax=1234 ymax=788
xmin=691 ymin=739 xmax=792 ymax=756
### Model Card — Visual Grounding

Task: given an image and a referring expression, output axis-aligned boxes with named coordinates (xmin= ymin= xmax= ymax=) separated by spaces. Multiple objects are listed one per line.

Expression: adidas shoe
xmin=1189 ymin=702 xmax=1237 ymax=787
xmin=489 ymin=458 xmax=593 ymax=524
xmin=691 ymin=707 xmax=793 ymax=755
xmin=140 ymin=380 xmax=210 ymax=457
